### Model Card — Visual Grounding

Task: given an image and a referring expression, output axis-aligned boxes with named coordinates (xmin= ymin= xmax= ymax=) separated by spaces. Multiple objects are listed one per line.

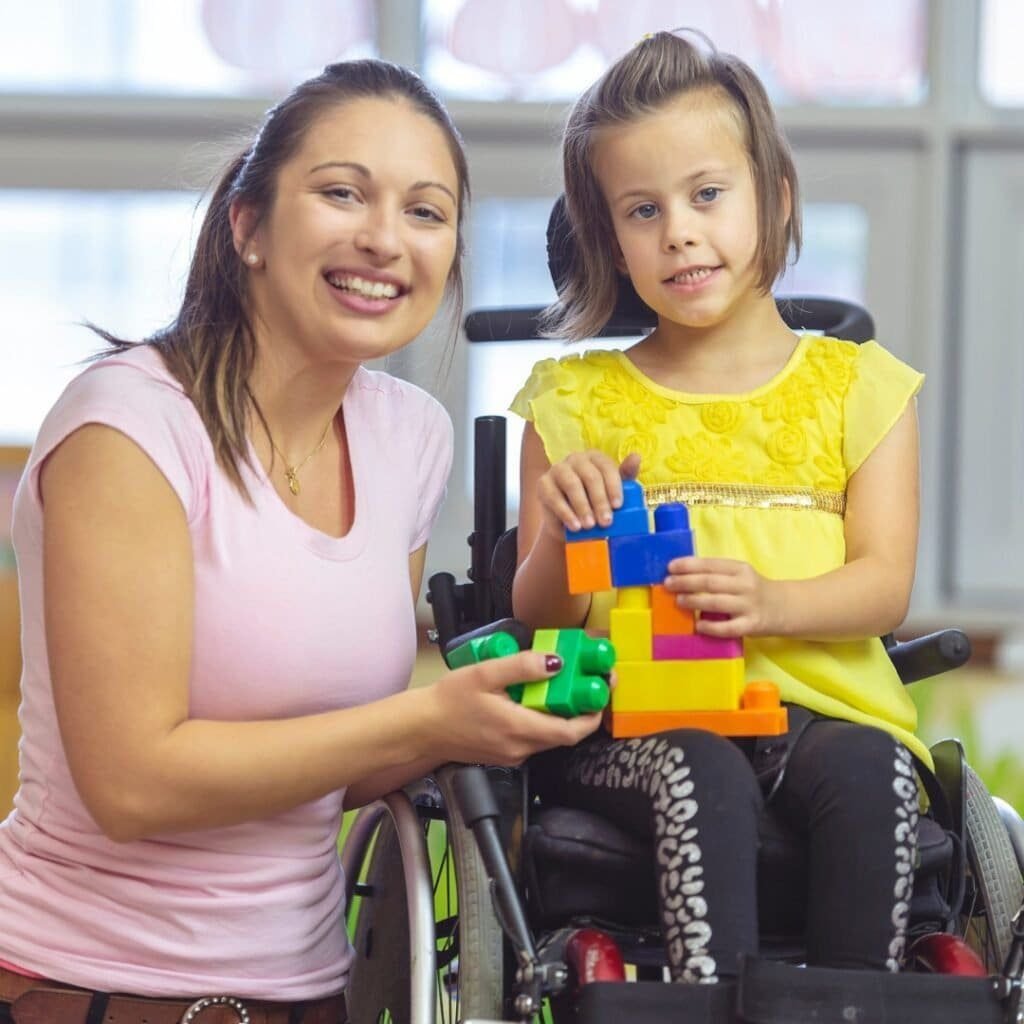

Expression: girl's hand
xmin=426 ymin=650 xmax=604 ymax=765
xmin=664 ymin=557 xmax=785 ymax=638
xmin=536 ymin=450 xmax=641 ymax=540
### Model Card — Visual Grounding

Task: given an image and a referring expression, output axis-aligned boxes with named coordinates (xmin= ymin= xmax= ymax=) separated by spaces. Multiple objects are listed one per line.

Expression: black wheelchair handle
xmin=887 ymin=628 xmax=972 ymax=685
xmin=426 ymin=571 xmax=460 ymax=651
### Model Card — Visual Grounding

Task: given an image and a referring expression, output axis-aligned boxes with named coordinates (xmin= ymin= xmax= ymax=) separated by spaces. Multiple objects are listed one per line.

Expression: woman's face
xmin=238 ymin=96 xmax=460 ymax=370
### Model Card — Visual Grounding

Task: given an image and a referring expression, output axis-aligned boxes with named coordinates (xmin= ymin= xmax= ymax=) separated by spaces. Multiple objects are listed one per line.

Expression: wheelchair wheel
xmin=960 ymin=764 xmax=1024 ymax=970
xmin=343 ymin=768 xmax=507 ymax=1024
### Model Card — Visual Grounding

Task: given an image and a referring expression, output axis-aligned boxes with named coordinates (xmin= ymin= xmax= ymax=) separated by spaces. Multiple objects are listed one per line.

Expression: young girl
xmin=512 ymin=31 xmax=925 ymax=988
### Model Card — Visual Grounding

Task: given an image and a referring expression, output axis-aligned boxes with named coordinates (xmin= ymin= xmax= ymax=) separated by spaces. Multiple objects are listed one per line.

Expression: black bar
xmin=452 ymin=765 xmax=539 ymax=964
xmin=470 ymin=416 xmax=506 ymax=626
xmin=463 ymin=296 xmax=875 ymax=345
xmin=426 ymin=571 xmax=460 ymax=653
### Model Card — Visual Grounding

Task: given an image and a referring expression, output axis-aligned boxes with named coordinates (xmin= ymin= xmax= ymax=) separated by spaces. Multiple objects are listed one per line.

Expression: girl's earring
xmin=246 ymin=252 xmax=260 ymax=266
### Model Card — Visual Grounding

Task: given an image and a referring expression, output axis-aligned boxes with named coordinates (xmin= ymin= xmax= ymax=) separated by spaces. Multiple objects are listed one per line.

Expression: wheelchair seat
xmin=522 ymin=790 xmax=958 ymax=942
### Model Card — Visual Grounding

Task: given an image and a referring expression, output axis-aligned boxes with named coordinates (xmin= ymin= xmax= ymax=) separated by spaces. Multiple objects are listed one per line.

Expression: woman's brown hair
xmin=93 ymin=59 xmax=470 ymax=496
xmin=544 ymin=30 xmax=801 ymax=341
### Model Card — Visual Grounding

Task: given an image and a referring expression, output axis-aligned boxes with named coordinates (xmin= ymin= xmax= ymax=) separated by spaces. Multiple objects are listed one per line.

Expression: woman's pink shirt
xmin=0 ymin=346 xmax=452 ymax=999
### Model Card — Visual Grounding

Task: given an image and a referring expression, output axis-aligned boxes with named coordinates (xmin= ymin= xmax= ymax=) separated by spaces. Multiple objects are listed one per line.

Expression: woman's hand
xmin=663 ymin=557 xmax=785 ymax=638
xmin=536 ymin=450 xmax=641 ymax=540
xmin=423 ymin=649 xmax=604 ymax=765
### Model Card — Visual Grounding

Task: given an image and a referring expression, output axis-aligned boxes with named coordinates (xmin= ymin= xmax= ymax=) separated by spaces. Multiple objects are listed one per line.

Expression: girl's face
xmin=237 ymin=96 xmax=460 ymax=370
xmin=593 ymin=91 xmax=767 ymax=334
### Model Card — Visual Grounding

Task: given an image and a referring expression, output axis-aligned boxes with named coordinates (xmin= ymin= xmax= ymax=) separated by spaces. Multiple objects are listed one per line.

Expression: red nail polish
xmin=545 ymin=655 xmax=563 ymax=673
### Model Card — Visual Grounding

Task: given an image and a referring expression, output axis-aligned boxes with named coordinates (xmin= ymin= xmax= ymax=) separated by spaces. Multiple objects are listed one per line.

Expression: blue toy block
xmin=609 ymin=528 xmax=695 ymax=587
xmin=654 ymin=502 xmax=690 ymax=533
xmin=565 ymin=478 xmax=649 ymax=542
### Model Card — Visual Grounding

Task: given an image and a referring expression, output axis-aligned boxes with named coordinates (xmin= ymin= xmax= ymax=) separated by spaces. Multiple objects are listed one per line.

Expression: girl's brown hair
xmin=544 ymin=30 xmax=801 ymax=341
xmin=93 ymin=59 xmax=470 ymax=496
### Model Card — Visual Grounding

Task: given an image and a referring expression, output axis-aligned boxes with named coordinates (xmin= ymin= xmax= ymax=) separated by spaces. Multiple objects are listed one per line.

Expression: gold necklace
xmin=268 ymin=415 xmax=335 ymax=496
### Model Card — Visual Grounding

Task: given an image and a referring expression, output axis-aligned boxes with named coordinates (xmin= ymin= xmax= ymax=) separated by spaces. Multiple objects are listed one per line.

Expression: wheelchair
xmin=339 ymin=197 xmax=1024 ymax=1024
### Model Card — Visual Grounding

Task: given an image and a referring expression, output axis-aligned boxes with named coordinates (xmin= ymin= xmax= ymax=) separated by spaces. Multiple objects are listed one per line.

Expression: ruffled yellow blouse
xmin=511 ymin=335 xmax=930 ymax=764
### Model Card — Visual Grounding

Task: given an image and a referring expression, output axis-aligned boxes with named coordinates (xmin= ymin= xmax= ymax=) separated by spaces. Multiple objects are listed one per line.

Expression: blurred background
xmin=0 ymin=0 xmax=1021 ymax=813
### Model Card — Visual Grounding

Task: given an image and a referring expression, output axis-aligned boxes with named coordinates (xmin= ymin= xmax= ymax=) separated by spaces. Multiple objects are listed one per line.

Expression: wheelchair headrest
xmin=546 ymin=194 xmax=656 ymax=327
xmin=545 ymin=193 xmax=876 ymax=343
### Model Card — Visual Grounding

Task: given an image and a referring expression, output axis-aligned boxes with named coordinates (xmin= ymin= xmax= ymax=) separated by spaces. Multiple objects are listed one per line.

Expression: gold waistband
xmin=644 ymin=482 xmax=846 ymax=517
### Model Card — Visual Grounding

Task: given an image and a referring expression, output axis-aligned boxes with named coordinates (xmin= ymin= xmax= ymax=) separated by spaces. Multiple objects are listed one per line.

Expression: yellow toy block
xmin=651 ymin=584 xmax=695 ymax=636
xmin=609 ymin=607 xmax=652 ymax=661
xmin=517 ymin=628 xmax=560 ymax=710
xmin=611 ymin=657 xmax=745 ymax=712
xmin=617 ymin=586 xmax=651 ymax=609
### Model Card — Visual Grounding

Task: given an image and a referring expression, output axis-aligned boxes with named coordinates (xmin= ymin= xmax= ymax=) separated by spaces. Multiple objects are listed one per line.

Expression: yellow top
xmin=510 ymin=335 xmax=930 ymax=764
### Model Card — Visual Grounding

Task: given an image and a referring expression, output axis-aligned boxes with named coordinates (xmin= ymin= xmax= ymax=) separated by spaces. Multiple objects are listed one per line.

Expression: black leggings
xmin=532 ymin=714 xmax=919 ymax=983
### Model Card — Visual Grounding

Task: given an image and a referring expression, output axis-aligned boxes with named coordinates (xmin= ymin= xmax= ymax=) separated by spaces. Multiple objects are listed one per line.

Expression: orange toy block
xmin=651 ymin=584 xmax=695 ymax=636
xmin=611 ymin=683 xmax=788 ymax=738
xmin=565 ymin=538 xmax=612 ymax=595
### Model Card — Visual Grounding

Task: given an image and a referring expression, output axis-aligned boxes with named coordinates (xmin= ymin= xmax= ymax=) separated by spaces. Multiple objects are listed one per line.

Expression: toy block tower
xmin=565 ymin=480 xmax=787 ymax=740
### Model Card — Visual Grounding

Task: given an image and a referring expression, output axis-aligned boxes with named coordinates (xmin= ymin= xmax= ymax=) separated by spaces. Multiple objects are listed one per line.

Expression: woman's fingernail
xmin=545 ymin=654 xmax=563 ymax=673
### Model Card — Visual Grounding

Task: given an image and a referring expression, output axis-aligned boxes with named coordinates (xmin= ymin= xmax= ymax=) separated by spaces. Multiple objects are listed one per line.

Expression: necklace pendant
xmin=286 ymin=469 xmax=301 ymax=496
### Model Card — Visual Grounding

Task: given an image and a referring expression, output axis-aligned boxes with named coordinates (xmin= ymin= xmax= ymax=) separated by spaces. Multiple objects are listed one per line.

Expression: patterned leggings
xmin=532 ymin=715 xmax=919 ymax=983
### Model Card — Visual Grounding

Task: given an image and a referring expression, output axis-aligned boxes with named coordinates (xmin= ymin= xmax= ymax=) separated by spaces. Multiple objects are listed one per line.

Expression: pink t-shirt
xmin=0 ymin=345 xmax=453 ymax=999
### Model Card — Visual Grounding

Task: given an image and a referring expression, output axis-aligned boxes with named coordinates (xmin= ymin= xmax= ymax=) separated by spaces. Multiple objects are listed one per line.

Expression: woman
xmin=0 ymin=59 xmax=600 ymax=1023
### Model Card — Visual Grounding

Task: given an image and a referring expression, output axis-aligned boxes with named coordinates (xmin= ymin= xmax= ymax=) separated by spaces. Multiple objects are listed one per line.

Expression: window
xmin=979 ymin=0 xmax=1024 ymax=107
xmin=1 ymin=0 xmax=376 ymax=96
xmin=0 ymin=190 xmax=201 ymax=443
xmin=423 ymin=0 xmax=927 ymax=105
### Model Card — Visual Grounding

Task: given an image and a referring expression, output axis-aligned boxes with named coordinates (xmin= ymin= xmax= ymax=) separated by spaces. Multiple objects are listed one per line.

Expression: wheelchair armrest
xmin=885 ymin=629 xmax=972 ymax=685
xmin=441 ymin=617 xmax=535 ymax=669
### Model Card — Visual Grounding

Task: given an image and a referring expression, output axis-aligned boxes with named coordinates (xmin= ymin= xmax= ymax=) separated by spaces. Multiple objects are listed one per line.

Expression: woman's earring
xmin=246 ymin=252 xmax=260 ymax=266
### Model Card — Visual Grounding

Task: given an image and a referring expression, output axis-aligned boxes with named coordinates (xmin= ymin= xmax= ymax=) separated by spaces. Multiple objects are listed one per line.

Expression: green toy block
xmin=446 ymin=631 xmax=521 ymax=669
xmin=446 ymin=627 xmax=614 ymax=717
xmin=523 ymin=628 xmax=614 ymax=717
xmin=445 ymin=630 xmax=529 ymax=702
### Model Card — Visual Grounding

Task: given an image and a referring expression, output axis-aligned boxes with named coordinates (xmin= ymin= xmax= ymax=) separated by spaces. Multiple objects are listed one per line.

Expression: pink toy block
xmin=653 ymin=633 xmax=743 ymax=660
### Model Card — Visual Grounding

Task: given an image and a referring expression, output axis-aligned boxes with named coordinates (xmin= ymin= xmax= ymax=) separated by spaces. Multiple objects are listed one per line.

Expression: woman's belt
xmin=0 ymin=965 xmax=347 ymax=1024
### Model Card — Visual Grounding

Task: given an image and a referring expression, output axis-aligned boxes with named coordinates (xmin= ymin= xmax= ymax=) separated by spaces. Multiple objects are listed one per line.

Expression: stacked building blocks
xmin=446 ymin=628 xmax=613 ymax=717
xmin=564 ymin=480 xmax=788 ymax=740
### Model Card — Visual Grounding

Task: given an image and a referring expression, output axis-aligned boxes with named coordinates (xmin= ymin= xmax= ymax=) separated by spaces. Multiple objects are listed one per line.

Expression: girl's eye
xmin=631 ymin=202 xmax=658 ymax=220
xmin=696 ymin=187 xmax=721 ymax=203
xmin=327 ymin=186 xmax=358 ymax=202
